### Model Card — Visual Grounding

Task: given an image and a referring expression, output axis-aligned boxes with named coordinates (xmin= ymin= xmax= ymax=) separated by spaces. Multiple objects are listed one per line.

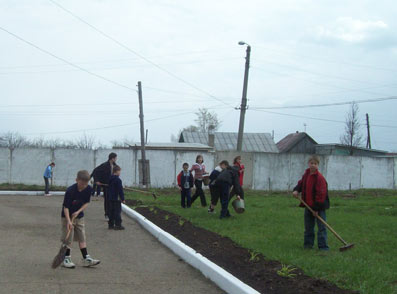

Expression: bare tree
xmin=75 ymin=133 xmax=96 ymax=150
xmin=0 ymin=132 xmax=29 ymax=149
xmin=340 ymin=102 xmax=364 ymax=155
xmin=195 ymin=108 xmax=221 ymax=133
xmin=111 ymin=137 xmax=134 ymax=148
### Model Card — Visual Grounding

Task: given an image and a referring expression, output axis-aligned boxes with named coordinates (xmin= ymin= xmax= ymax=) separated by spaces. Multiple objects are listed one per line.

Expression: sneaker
xmin=62 ymin=256 xmax=75 ymax=269
xmin=82 ymin=255 xmax=100 ymax=267
xmin=207 ymin=206 xmax=215 ymax=214
xmin=114 ymin=225 xmax=125 ymax=230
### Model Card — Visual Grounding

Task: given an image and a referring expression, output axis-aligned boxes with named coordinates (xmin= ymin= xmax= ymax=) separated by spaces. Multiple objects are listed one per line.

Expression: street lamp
xmin=236 ymin=41 xmax=251 ymax=152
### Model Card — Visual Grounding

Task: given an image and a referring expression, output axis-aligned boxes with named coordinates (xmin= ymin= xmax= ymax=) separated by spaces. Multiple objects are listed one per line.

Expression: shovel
xmin=98 ymin=183 xmax=157 ymax=199
xmin=298 ymin=196 xmax=354 ymax=252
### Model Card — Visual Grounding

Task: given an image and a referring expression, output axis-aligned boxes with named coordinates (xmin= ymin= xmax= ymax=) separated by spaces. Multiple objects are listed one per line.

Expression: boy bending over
xmin=61 ymin=170 xmax=100 ymax=268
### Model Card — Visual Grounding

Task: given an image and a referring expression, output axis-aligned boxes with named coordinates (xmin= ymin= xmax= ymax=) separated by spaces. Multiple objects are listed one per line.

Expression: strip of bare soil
xmin=125 ymin=199 xmax=357 ymax=294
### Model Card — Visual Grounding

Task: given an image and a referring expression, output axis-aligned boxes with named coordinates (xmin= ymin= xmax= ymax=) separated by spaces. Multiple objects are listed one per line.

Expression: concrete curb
xmin=0 ymin=191 xmax=65 ymax=196
xmin=122 ymin=204 xmax=260 ymax=294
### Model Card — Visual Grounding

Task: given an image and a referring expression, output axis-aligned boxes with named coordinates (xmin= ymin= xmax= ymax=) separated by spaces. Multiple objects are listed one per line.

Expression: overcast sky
xmin=1 ymin=0 xmax=396 ymax=150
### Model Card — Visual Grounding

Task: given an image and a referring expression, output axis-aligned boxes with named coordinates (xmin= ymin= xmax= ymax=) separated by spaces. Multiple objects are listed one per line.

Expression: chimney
xmin=208 ymin=125 xmax=215 ymax=148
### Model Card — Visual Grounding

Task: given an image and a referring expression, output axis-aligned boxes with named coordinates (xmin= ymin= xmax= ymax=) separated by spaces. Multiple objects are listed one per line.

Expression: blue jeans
xmin=304 ymin=208 xmax=329 ymax=250
xmin=181 ymin=188 xmax=191 ymax=208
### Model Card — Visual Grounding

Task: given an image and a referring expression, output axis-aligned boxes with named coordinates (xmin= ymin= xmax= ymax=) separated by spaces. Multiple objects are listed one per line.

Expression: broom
xmin=51 ymin=217 xmax=75 ymax=269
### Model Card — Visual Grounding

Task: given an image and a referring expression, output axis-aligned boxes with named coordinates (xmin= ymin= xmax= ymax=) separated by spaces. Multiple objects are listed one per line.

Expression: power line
xmin=48 ymin=0 xmax=233 ymax=107
xmin=23 ymin=111 xmax=195 ymax=135
xmin=250 ymin=96 xmax=397 ymax=110
xmin=0 ymin=48 xmax=228 ymax=70
xmin=251 ymin=108 xmax=346 ymax=124
xmin=255 ymin=45 xmax=397 ymax=73
xmin=252 ymin=66 xmax=390 ymax=97
xmin=0 ymin=57 xmax=241 ymax=76
xmin=0 ymin=26 xmax=137 ymax=93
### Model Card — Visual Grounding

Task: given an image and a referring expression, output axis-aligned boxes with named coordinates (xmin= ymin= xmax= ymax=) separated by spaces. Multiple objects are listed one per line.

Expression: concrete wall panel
xmin=11 ymin=148 xmax=52 ymax=185
xmin=0 ymin=148 xmax=10 ymax=183
xmin=325 ymin=156 xmax=361 ymax=190
xmin=53 ymin=149 xmax=95 ymax=187
xmin=361 ymin=157 xmax=394 ymax=189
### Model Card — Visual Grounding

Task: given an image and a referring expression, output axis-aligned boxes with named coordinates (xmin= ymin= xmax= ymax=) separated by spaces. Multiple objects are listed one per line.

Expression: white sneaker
xmin=82 ymin=255 xmax=100 ymax=267
xmin=62 ymin=256 xmax=75 ymax=269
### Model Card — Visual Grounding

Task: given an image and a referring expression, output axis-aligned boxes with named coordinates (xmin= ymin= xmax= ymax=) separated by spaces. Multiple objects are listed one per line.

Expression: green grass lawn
xmin=126 ymin=188 xmax=397 ymax=294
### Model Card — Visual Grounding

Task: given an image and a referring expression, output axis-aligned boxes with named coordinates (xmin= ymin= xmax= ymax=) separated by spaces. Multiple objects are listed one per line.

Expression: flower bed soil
xmin=125 ymin=199 xmax=357 ymax=294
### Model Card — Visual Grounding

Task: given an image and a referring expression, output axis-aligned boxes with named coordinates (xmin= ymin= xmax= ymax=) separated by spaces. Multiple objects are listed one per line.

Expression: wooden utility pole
xmin=237 ymin=44 xmax=251 ymax=151
xmin=137 ymin=81 xmax=147 ymax=186
xmin=366 ymin=113 xmax=372 ymax=149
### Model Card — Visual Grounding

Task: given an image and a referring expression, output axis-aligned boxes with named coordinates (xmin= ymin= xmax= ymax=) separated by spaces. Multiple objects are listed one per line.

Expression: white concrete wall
xmin=360 ymin=157 xmax=394 ymax=189
xmin=0 ymin=147 xmax=395 ymax=190
xmin=53 ymin=149 xmax=95 ymax=187
xmin=0 ymin=148 xmax=10 ymax=183
xmin=11 ymin=148 xmax=52 ymax=185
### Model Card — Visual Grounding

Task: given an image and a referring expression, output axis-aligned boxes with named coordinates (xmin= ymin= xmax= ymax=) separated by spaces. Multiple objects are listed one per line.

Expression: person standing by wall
xmin=43 ymin=162 xmax=55 ymax=196
xmin=190 ymin=155 xmax=207 ymax=207
xmin=94 ymin=152 xmax=117 ymax=220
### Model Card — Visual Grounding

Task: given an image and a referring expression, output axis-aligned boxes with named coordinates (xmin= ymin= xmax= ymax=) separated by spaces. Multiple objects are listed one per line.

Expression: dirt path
xmin=0 ymin=195 xmax=223 ymax=294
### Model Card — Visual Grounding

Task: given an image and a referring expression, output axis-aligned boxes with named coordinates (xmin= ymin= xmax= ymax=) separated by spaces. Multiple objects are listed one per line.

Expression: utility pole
xmin=366 ymin=113 xmax=372 ymax=149
xmin=237 ymin=42 xmax=251 ymax=151
xmin=137 ymin=81 xmax=147 ymax=187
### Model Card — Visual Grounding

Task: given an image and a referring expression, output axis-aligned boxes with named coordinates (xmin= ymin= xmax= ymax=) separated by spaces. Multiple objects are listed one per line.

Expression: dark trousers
xmin=210 ymin=185 xmax=220 ymax=206
xmin=180 ymin=188 xmax=192 ymax=208
xmin=191 ymin=179 xmax=207 ymax=206
xmin=108 ymin=200 xmax=122 ymax=227
xmin=219 ymin=183 xmax=231 ymax=218
xmin=104 ymin=187 xmax=110 ymax=217
xmin=304 ymin=208 xmax=329 ymax=250
xmin=229 ymin=186 xmax=244 ymax=201
xmin=92 ymin=183 xmax=101 ymax=196
xmin=44 ymin=177 xmax=50 ymax=194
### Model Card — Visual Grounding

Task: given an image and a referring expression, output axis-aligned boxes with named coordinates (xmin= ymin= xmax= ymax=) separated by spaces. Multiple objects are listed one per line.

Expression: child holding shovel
xmin=292 ymin=155 xmax=330 ymax=251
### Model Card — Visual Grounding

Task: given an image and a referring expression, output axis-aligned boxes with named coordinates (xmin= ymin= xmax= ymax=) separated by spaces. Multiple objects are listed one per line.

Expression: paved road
xmin=0 ymin=195 xmax=223 ymax=294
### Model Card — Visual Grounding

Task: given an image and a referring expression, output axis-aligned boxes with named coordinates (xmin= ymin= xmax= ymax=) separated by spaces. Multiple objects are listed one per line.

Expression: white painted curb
xmin=122 ymin=204 xmax=261 ymax=294
xmin=0 ymin=191 xmax=65 ymax=196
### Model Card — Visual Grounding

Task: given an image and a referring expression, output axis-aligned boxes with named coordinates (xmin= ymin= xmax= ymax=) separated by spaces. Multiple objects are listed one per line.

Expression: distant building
xmin=315 ymin=144 xmax=388 ymax=157
xmin=179 ymin=131 xmax=278 ymax=153
xmin=277 ymin=132 xmax=317 ymax=154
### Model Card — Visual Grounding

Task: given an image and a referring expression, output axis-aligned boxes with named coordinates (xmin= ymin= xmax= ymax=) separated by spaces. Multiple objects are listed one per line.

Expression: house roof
xmin=276 ymin=132 xmax=317 ymax=153
xmin=179 ymin=131 xmax=278 ymax=153
xmin=315 ymin=144 xmax=387 ymax=154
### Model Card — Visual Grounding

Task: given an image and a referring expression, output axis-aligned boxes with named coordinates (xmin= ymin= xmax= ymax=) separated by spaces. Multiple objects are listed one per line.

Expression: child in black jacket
xmin=177 ymin=163 xmax=194 ymax=208
xmin=215 ymin=160 xmax=242 ymax=219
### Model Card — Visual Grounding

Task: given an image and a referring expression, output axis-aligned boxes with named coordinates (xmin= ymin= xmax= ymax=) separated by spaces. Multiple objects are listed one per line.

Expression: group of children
xmin=59 ymin=152 xmax=126 ymax=269
xmin=57 ymin=152 xmax=330 ymax=269
xmin=178 ymin=154 xmax=330 ymax=250
xmin=177 ymin=155 xmax=245 ymax=219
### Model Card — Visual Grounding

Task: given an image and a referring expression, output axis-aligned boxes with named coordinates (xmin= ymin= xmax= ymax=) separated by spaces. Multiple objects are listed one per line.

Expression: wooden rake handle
xmin=297 ymin=196 xmax=348 ymax=246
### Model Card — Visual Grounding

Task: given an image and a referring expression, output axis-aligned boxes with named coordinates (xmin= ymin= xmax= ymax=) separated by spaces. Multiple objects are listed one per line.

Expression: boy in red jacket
xmin=293 ymin=155 xmax=330 ymax=251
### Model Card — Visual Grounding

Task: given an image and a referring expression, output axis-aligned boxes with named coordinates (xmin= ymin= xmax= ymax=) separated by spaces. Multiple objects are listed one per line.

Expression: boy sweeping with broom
xmin=60 ymin=170 xmax=100 ymax=268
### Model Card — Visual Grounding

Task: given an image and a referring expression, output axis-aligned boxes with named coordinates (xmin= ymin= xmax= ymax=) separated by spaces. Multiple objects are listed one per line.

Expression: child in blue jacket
xmin=108 ymin=165 xmax=125 ymax=230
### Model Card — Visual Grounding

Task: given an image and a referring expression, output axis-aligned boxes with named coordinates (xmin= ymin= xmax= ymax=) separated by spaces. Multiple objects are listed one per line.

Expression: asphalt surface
xmin=0 ymin=195 xmax=223 ymax=294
